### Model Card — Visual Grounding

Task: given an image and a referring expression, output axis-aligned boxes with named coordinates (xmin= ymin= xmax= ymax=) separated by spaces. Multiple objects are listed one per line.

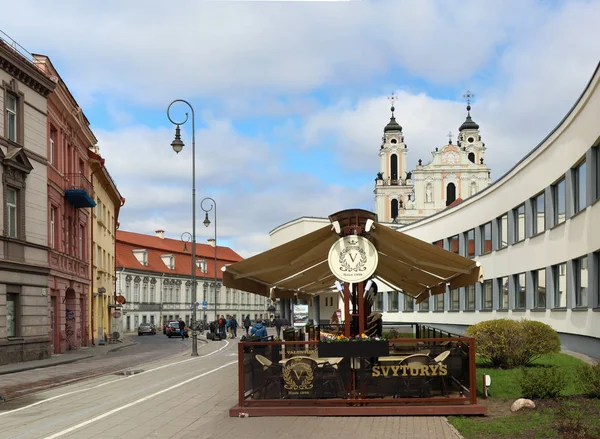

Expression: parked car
xmin=165 ymin=321 xmax=189 ymax=338
xmin=138 ymin=322 xmax=156 ymax=336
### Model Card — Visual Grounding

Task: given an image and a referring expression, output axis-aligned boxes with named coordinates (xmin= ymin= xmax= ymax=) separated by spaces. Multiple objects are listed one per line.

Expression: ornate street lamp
xmin=201 ymin=197 xmax=218 ymax=321
xmin=167 ymin=99 xmax=199 ymax=357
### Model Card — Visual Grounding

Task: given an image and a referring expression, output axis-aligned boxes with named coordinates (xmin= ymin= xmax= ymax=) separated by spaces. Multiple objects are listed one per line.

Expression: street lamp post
xmin=167 ymin=99 xmax=199 ymax=357
xmin=201 ymin=197 xmax=218 ymax=322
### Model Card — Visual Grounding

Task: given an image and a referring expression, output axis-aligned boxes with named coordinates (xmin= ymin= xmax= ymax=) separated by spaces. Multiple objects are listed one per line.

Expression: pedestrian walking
xmin=218 ymin=315 xmax=226 ymax=339
xmin=178 ymin=318 xmax=186 ymax=340
xmin=244 ymin=314 xmax=251 ymax=336
xmin=230 ymin=315 xmax=238 ymax=338
xmin=250 ymin=318 xmax=268 ymax=341
xmin=274 ymin=314 xmax=285 ymax=338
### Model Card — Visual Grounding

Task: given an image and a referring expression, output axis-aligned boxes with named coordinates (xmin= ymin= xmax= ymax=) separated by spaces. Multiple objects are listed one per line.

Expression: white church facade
xmin=375 ymin=93 xmax=491 ymax=224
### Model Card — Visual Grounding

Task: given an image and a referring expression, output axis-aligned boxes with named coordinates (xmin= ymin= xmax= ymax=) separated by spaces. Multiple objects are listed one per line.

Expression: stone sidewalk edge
xmin=0 ymin=335 xmax=138 ymax=376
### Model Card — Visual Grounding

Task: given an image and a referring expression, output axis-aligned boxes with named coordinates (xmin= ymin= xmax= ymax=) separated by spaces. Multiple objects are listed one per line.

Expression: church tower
xmin=374 ymin=94 xmax=413 ymax=222
xmin=374 ymin=90 xmax=492 ymax=225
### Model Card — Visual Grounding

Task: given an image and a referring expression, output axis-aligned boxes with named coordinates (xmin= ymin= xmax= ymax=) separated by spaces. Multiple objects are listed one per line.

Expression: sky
xmin=4 ymin=0 xmax=600 ymax=257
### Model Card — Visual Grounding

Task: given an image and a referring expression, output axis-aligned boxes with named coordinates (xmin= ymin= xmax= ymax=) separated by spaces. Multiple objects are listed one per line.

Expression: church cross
xmin=463 ymin=90 xmax=474 ymax=105
xmin=447 ymin=131 xmax=453 ymax=144
xmin=388 ymin=92 xmax=397 ymax=107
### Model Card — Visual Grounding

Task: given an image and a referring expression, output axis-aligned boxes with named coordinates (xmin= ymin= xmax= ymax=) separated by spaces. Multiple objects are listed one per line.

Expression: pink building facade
xmin=34 ymin=55 xmax=95 ymax=354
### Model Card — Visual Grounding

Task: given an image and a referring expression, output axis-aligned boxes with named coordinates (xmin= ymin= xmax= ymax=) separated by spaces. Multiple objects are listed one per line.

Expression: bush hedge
xmin=465 ymin=318 xmax=560 ymax=368
xmin=519 ymin=366 xmax=567 ymax=399
xmin=575 ymin=363 xmax=600 ymax=397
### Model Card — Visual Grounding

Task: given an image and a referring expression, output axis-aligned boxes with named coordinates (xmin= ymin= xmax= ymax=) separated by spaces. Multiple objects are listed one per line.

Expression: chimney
xmin=207 ymin=238 xmax=215 ymax=247
xmin=155 ymin=229 xmax=165 ymax=239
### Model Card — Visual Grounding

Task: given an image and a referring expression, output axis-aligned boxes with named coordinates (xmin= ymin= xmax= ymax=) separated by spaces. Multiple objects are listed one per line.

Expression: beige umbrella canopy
xmin=223 ymin=209 xmax=482 ymax=304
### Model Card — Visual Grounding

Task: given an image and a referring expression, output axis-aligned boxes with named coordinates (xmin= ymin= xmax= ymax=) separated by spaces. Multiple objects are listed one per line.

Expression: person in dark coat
xmin=244 ymin=315 xmax=251 ymax=336
xmin=178 ymin=318 xmax=186 ymax=340
xmin=230 ymin=316 xmax=238 ymax=338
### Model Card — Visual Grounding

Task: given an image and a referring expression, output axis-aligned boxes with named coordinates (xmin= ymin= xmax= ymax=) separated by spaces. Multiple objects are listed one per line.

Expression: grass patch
xmin=475 ymin=353 xmax=584 ymax=399
xmin=449 ymin=353 xmax=600 ymax=438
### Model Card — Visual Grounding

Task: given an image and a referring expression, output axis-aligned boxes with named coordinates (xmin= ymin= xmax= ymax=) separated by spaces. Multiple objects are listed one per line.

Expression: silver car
xmin=138 ymin=323 xmax=156 ymax=336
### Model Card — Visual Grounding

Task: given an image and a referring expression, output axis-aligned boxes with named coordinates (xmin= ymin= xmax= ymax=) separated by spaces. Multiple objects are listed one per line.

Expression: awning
xmin=223 ymin=214 xmax=482 ymax=302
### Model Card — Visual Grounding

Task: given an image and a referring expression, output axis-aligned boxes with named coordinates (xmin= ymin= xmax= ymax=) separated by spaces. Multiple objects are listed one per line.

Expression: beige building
xmin=89 ymin=147 xmax=124 ymax=344
xmin=0 ymin=39 xmax=55 ymax=364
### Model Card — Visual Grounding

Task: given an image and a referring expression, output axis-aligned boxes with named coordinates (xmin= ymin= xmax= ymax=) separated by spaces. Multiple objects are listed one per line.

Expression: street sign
xmin=202 ymin=300 xmax=208 ymax=310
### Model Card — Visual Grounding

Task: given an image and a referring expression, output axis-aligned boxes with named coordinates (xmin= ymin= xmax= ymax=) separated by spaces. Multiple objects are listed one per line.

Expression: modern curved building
xmin=270 ymin=63 xmax=600 ymax=360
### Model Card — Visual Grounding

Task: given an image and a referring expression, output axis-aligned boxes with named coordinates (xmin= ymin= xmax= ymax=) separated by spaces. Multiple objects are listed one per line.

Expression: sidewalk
xmin=0 ymin=334 xmax=137 ymax=376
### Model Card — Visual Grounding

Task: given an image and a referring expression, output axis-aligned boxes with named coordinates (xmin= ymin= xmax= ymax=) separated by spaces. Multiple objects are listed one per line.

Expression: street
xmin=0 ymin=333 xmax=461 ymax=439
xmin=0 ymin=331 xmax=192 ymax=401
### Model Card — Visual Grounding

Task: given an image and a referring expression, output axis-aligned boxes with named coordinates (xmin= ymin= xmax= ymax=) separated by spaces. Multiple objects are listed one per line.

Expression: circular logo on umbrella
xmin=328 ymin=235 xmax=378 ymax=283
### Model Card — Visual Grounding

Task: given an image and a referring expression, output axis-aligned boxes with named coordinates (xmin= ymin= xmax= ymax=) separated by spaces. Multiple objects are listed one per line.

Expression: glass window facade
xmin=466 ymin=229 xmax=475 ymax=257
xmin=575 ymin=161 xmax=587 ymax=213
xmin=498 ymin=214 xmax=508 ymax=249
xmin=534 ymin=269 xmax=546 ymax=308
xmin=465 ymin=285 xmax=475 ymax=310
xmin=481 ymin=222 xmax=492 ymax=254
xmin=532 ymin=193 xmax=545 ymax=235
xmin=514 ymin=204 xmax=525 ymax=242
xmin=554 ymin=263 xmax=567 ymax=308
xmin=554 ymin=178 xmax=566 ymax=225
xmin=576 ymin=256 xmax=588 ymax=307
xmin=515 ymin=273 xmax=526 ymax=309
xmin=482 ymin=280 xmax=493 ymax=310
xmin=499 ymin=276 xmax=509 ymax=309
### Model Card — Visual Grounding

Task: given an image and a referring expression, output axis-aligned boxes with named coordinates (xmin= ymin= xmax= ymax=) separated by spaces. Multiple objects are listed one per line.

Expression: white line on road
xmin=0 ymin=340 xmax=231 ymax=418
xmin=41 ymin=360 xmax=237 ymax=439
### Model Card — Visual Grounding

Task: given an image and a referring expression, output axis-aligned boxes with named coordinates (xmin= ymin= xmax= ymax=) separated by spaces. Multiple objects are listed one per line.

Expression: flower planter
xmin=318 ymin=340 xmax=389 ymax=358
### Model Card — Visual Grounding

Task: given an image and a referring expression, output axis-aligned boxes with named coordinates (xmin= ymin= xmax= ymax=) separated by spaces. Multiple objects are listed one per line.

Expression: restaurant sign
xmin=283 ymin=359 xmax=315 ymax=397
xmin=372 ymin=363 xmax=448 ymax=377
xmin=328 ymin=235 xmax=378 ymax=283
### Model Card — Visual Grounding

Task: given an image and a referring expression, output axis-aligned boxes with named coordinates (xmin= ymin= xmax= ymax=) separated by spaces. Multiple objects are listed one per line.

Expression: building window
xmin=50 ymin=207 xmax=56 ymax=249
xmin=79 ymin=225 xmax=84 ymax=259
xmin=6 ymin=93 xmax=18 ymax=142
xmin=575 ymin=256 xmax=588 ymax=307
xmin=497 ymin=214 xmax=508 ymax=249
xmin=449 ymin=289 xmax=459 ymax=310
xmin=596 ymin=147 xmax=600 ymax=201
xmin=534 ymin=269 xmax=546 ymax=308
xmin=449 ymin=235 xmax=459 ymax=254
xmin=434 ymin=293 xmax=444 ymax=311
xmin=388 ymin=291 xmax=398 ymax=312
xmin=420 ymin=299 xmax=429 ymax=312
xmin=482 ymin=280 xmax=493 ymax=310
xmin=6 ymin=293 xmax=18 ymax=337
xmin=465 ymin=285 xmax=475 ymax=310
xmin=553 ymin=178 xmax=566 ymax=225
xmin=481 ymin=222 xmax=492 ymax=254
xmin=514 ymin=204 xmax=525 ymax=243
xmin=532 ymin=192 xmax=545 ymax=235
xmin=432 ymin=240 xmax=443 ymax=248
xmin=134 ymin=281 xmax=140 ymax=302
xmin=574 ymin=160 xmax=587 ymax=213
xmin=374 ymin=293 xmax=383 ymax=312
xmin=49 ymin=127 xmax=56 ymax=165
xmin=404 ymin=295 xmax=414 ymax=312
xmin=515 ymin=273 xmax=526 ymax=309
xmin=391 ymin=199 xmax=399 ymax=220
xmin=499 ymin=277 xmax=508 ymax=309
xmin=466 ymin=229 xmax=475 ymax=258
xmin=6 ymin=187 xmax=18 ymax=238
xmin=150 ymin=281 xmax=156 ymax=303
xmin=553 ymin=263 xmax=567 ymax=308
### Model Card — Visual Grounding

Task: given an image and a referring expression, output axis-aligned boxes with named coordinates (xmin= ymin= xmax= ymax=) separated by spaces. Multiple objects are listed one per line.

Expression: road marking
xmin=0 ymin=340 xmax=231 ymax=417
xmin=41 ymin=360 xmax=237 ymax=439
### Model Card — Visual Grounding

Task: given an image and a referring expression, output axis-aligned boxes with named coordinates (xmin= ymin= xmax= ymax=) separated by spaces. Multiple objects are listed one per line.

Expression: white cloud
xmin=302 ymin=0 xmax=600 ymax=181
xmin=6 ymin=0 xmax=527 ymax=106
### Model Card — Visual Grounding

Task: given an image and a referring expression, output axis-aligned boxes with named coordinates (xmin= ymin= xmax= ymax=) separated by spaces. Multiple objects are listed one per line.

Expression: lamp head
xmin=203 ymin=212 xmax=211 ymax=228
xmin=171 ymin=125 xmax=184 ymax=154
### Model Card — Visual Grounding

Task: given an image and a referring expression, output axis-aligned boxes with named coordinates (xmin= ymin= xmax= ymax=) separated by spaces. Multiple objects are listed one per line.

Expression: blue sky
xmin=4 ymin=0 xmax=600 ymax=256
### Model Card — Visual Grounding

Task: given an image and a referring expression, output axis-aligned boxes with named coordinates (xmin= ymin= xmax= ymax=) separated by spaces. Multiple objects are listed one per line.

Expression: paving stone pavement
xmin=0 ymin=334 xmax=199 ymax=400
xmin=0 ymin=338 xmax=463 ymax=439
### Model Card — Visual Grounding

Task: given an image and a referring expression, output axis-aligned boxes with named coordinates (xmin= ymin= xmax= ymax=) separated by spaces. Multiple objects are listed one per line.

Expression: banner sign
xmin=328 ymin=235 xmax=378 ymax=283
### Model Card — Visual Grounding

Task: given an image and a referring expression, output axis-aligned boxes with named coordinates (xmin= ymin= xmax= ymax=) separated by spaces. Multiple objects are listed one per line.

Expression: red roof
xmin=116 ymin=230 xmax=243 ymax=279
xmin=446 ymin=198 xmax=464 ymax=208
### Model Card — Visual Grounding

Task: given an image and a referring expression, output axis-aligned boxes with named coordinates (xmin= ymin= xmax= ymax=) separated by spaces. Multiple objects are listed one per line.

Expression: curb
xmin=107 ymin=335 xmax=138 ymax=353
xmin=0 ymin=355 xmax=95 ymax=376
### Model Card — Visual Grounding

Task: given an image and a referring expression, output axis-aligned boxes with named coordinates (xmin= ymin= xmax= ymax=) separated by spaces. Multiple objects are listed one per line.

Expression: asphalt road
xmin=0 ymin=332 xmax=197 ymax=401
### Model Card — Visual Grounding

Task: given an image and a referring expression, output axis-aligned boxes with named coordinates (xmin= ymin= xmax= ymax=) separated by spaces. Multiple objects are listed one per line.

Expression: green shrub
xmin=519 ymin=366 xmax=567 ymax=399
xmin=554 ymin=403 xmax=597 ymax=439
xmin=465 ymin=318 xmax=560 ymax=368
xmin=574 ymin=363 xmax=600 ymax=397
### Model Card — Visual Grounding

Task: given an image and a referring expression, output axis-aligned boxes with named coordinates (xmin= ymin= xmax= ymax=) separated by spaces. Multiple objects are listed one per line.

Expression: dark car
xmin=138 ymin=322 xmax=156 ymax=336
xmin=165 ymin=321 xmax=189 ymax=338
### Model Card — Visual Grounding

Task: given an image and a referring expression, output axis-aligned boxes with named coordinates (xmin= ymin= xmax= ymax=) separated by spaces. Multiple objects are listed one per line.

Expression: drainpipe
xmin=90 ymin=206 xmax=95 ymax=346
